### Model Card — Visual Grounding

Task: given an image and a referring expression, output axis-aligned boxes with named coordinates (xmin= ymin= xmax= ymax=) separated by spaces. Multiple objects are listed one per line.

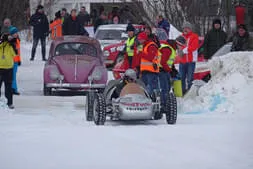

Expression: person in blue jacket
xmin=157 ymin=15 xmax=170 ymax=36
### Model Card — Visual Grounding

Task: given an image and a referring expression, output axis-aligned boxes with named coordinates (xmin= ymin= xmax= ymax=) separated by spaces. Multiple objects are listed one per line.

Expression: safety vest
xmin=158 ymin=44 xmax=176 ymax=68
xmin=140 ymin=41 xmax=159 ymax=73
xmin=126 ymin=37 xmax=136 ymax=57
xmin=14 ymin=39 xmax=21 ymax=63
xmin=50 ymin=19 xmax=62 ymax=40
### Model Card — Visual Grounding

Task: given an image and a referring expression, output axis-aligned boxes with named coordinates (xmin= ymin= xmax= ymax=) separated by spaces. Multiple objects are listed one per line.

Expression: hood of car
xmin=53 ymin=55 xmax=100 ymax=83
xmin=99 ymin=40 xmax=122 ymax=50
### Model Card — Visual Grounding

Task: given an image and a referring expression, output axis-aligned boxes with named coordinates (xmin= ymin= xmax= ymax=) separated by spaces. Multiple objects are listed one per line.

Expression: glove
xmin=152 ymin=63 xmax=158 ymax=70
xmin=171 ymin=65 xmax=178 ymax=78
xmin=18 ymin=61 xmax=21 ymax=66
xmin=130 ymin=45 xmax=134 ymax=50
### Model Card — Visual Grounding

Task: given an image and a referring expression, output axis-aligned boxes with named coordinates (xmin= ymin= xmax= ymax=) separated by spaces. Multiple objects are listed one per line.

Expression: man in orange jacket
xmin=50 ymin=11 xmax=62 ymax=40
xmin=178 ymin=22 xmax=199 ymax=94
xmin=139 ymin=32 xmax=159 ymax=96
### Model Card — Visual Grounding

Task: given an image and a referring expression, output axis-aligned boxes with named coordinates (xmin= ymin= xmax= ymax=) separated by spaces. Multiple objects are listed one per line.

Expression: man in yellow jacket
xmin=0 ymin=32 xmax=16 ymax=109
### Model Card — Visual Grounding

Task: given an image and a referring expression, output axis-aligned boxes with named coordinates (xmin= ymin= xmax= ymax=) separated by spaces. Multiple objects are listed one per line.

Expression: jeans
xmin=0 ymin=68 xmax=13 ymax=105
xmin=158 ymin=71 xmax=170 ymax=106
xmin=31 ymin=36 xmax=46 ymax=60
xmin=141 ymin=71 xmax=158 ymax=96
xmin=12 ymin=62 xmax=18 ymax=92
xmin=179 ymin=62 xmax=196 ymax=93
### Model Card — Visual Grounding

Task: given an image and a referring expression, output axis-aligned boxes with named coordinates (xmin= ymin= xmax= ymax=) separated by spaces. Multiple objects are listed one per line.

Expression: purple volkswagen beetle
xmin=43 ymin=36 xmax=107 ymax=95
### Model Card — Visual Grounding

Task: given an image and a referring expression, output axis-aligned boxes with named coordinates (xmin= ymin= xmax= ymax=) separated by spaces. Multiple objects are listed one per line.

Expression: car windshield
xmin=95 ymin=29 xmax=127 ymax=40
xmin=212 ymin=42 xmax=232 ymax=57
xmin=55 ymin=43 xmax=97 ymax=57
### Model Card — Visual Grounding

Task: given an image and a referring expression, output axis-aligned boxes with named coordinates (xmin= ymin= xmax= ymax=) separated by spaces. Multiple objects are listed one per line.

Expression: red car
xmin=112 ymin=34 xmax=210 ymax=81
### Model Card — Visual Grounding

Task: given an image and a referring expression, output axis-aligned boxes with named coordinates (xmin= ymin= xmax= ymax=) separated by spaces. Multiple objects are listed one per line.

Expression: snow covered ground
xmin=0 ymin=42 xmax=253 ymax=169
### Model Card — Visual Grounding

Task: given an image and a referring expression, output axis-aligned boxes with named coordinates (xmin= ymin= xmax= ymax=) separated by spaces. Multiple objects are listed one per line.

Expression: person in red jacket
xmin=178 ymin=22 xmax=199 ymax=94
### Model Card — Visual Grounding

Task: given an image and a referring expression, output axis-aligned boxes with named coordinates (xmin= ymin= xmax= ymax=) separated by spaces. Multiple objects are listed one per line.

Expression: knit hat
xmin=213 ymin=18 xmax=221 ymax=25
xmin=126 ymin=24 xmax=135 ymax=32
xmin=182 ymin=21 xmax=193 ymax=30
xmin=9 ymin=26 xmax=18 ymax=35
xmin=137 ymin=32 xmax=147 ymax=41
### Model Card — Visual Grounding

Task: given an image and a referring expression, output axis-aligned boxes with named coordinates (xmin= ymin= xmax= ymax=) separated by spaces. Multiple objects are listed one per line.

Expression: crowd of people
xmin=0 ymin=3 xmax=252 ymax=109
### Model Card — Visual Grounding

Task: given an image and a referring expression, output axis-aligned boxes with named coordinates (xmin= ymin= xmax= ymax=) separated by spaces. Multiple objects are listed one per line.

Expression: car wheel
xmin=85 ymin=91 xmax=95 ymax=121
xmin=165 ymin=92 xmax=177 ymax=125
xmin=43 ymin=84 xmax=52 ymax=96
xmin=93 ymin=93 xmax=106 ymax=125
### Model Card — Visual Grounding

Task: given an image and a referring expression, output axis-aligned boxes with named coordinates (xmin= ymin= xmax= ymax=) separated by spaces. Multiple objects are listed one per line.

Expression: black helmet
xmin=126 ymin=24 xmax=135 ymax=32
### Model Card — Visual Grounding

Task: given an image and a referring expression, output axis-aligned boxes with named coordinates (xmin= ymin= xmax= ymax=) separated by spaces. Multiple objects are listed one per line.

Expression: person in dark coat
xmin=157 ymin=15 xmax=170 ymax=36
xmin=231 ymin=24 xmax=250 ymax=51
xmin=203 ymin=19 xmax=227 ymax=59
xmin=29 ymin=5 xmax=49 ymax=61
xmin=94 ymin=12 xmax=107 ymax=33
xmin=62 ymin=9 xmax=89 ymax=36
xmin=77 ymin=6 xmax=90 ymax=26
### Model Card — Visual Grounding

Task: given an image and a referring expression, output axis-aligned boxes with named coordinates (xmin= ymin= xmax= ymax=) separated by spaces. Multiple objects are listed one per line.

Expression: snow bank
xmin=182 ymin=52 xmax=253 ymax=115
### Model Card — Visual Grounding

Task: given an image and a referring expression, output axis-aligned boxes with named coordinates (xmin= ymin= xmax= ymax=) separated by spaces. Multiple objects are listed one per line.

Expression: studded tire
xmin=85 ymin=91 xmax=95 ymax=121
xmin=165 ymin=92 xmax=177 ymax=125
xmin=93 ymin=93 xmax=106 ymax=125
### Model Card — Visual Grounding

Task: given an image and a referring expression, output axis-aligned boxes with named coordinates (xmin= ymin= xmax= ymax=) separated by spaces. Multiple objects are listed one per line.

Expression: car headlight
xmin=50 ymin=66 xmax=60 ymax=80
xmin=103 ymin=50 xmax=110 ymax=57
xmin=89 ymin=67 xmax=102 ymax=81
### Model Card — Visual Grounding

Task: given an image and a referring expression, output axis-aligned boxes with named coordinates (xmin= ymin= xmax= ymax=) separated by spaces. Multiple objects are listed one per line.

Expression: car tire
xmin=43 ymin=84 xmax=52 ymax=96
xmin=93 ymin=93 xmax=106 ymax=125
xmin=165 ymin=92 xmax=177 ymax=125
xmin=85 ymin=91 xmax=95 ymax=121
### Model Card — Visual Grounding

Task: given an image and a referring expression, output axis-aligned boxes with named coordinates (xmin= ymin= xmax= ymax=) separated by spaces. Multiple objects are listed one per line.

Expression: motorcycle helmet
xmin=124 ymin=69 xmax=137 ymax=82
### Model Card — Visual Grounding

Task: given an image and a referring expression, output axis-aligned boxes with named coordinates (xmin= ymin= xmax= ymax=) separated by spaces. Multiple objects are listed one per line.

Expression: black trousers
xmin=0 ymin=68 xmax=13 ymax=105
xmin=31 ymin=36 xmax=46 ymax=60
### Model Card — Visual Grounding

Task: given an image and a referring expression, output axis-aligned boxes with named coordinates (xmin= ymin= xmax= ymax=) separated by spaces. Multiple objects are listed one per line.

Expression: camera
xmin=0 ymin=33 xmax=9 ymax=42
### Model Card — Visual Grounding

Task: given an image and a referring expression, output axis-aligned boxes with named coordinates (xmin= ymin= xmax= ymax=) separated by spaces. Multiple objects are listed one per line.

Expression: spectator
xmin=157 ymin=15 xmax=170 ymax=36
xmin=61 ymin=8 xmax=69 ymax=24
xmin=1 ymin=18 xmax=12 ymax=36
xmin=0 ymin=30 xmax=16 ymax=109
xmin=203 ymin=18 xmax=227 ymax=59
xmin=29 ymin=5 xmax=49 ymax=61
xmin=112 ymin=15 xmax=120 ymax=24
xmin=62 ymin=9 xmax=89 ymax=36
xmin=177 ymin=22 xmax=199 ymax=94
xmin=50 ymin=11 xmax=63 ymax=40
xmin=90 ymin=9 xmax=98 ymax=25
xmin=77 ymin=6 xmax=90 ymax=26
xmin=94 ymin=12 xmax=107 ymax=33
xmin=231 ymin=24 xmax=250 ymax=51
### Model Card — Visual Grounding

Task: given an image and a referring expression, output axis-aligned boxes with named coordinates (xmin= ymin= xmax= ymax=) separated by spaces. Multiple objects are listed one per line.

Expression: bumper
xmin=46 ymin=83 xmax=106 ymax=89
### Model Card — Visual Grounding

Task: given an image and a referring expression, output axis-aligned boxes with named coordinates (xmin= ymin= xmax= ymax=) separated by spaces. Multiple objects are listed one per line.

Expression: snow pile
xmin=182 ymin=52 xmax=253 ymax=115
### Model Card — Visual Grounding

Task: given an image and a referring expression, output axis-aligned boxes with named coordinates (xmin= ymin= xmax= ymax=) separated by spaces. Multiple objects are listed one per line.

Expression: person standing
xmin=0 ymin=32 xmax=16 ymax=109
xmin=203 ymin=19 xmax=227 ymax=59
xmin=77 ymin=6 xmax=90 ymax=26
xmin=157 ymin=15 xmax=170 ymax=36
xmin=29 ymin=5 xmax=49 ymax=61
xmin=50 ymin=11 xmax=62 ymax=40
xmin=231 ymin=24 xmax=250 ymax=51
xmin=62 ymin=9 xmax=89 ymax=36
xmin=158 ymin=42 xmax=176 ymax=109
xmin=8 ymin=27 xmax=21 ymax=95
xmin=139 ymin=32 xmax=159 ymax=96
xmin=1 ymin=18 xmax=12 ymax=35
xmin=61 ymin=8 xmax=70 ymax=24
xmin=94 ymin=12 xmax=107 ymax=33
xmin=178 ymin=22 xmax=199 ymax=94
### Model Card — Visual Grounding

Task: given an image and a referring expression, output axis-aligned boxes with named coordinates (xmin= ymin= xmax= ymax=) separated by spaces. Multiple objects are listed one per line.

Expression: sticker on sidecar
xmin=121 ymin=102 xmax=152 ymax=107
